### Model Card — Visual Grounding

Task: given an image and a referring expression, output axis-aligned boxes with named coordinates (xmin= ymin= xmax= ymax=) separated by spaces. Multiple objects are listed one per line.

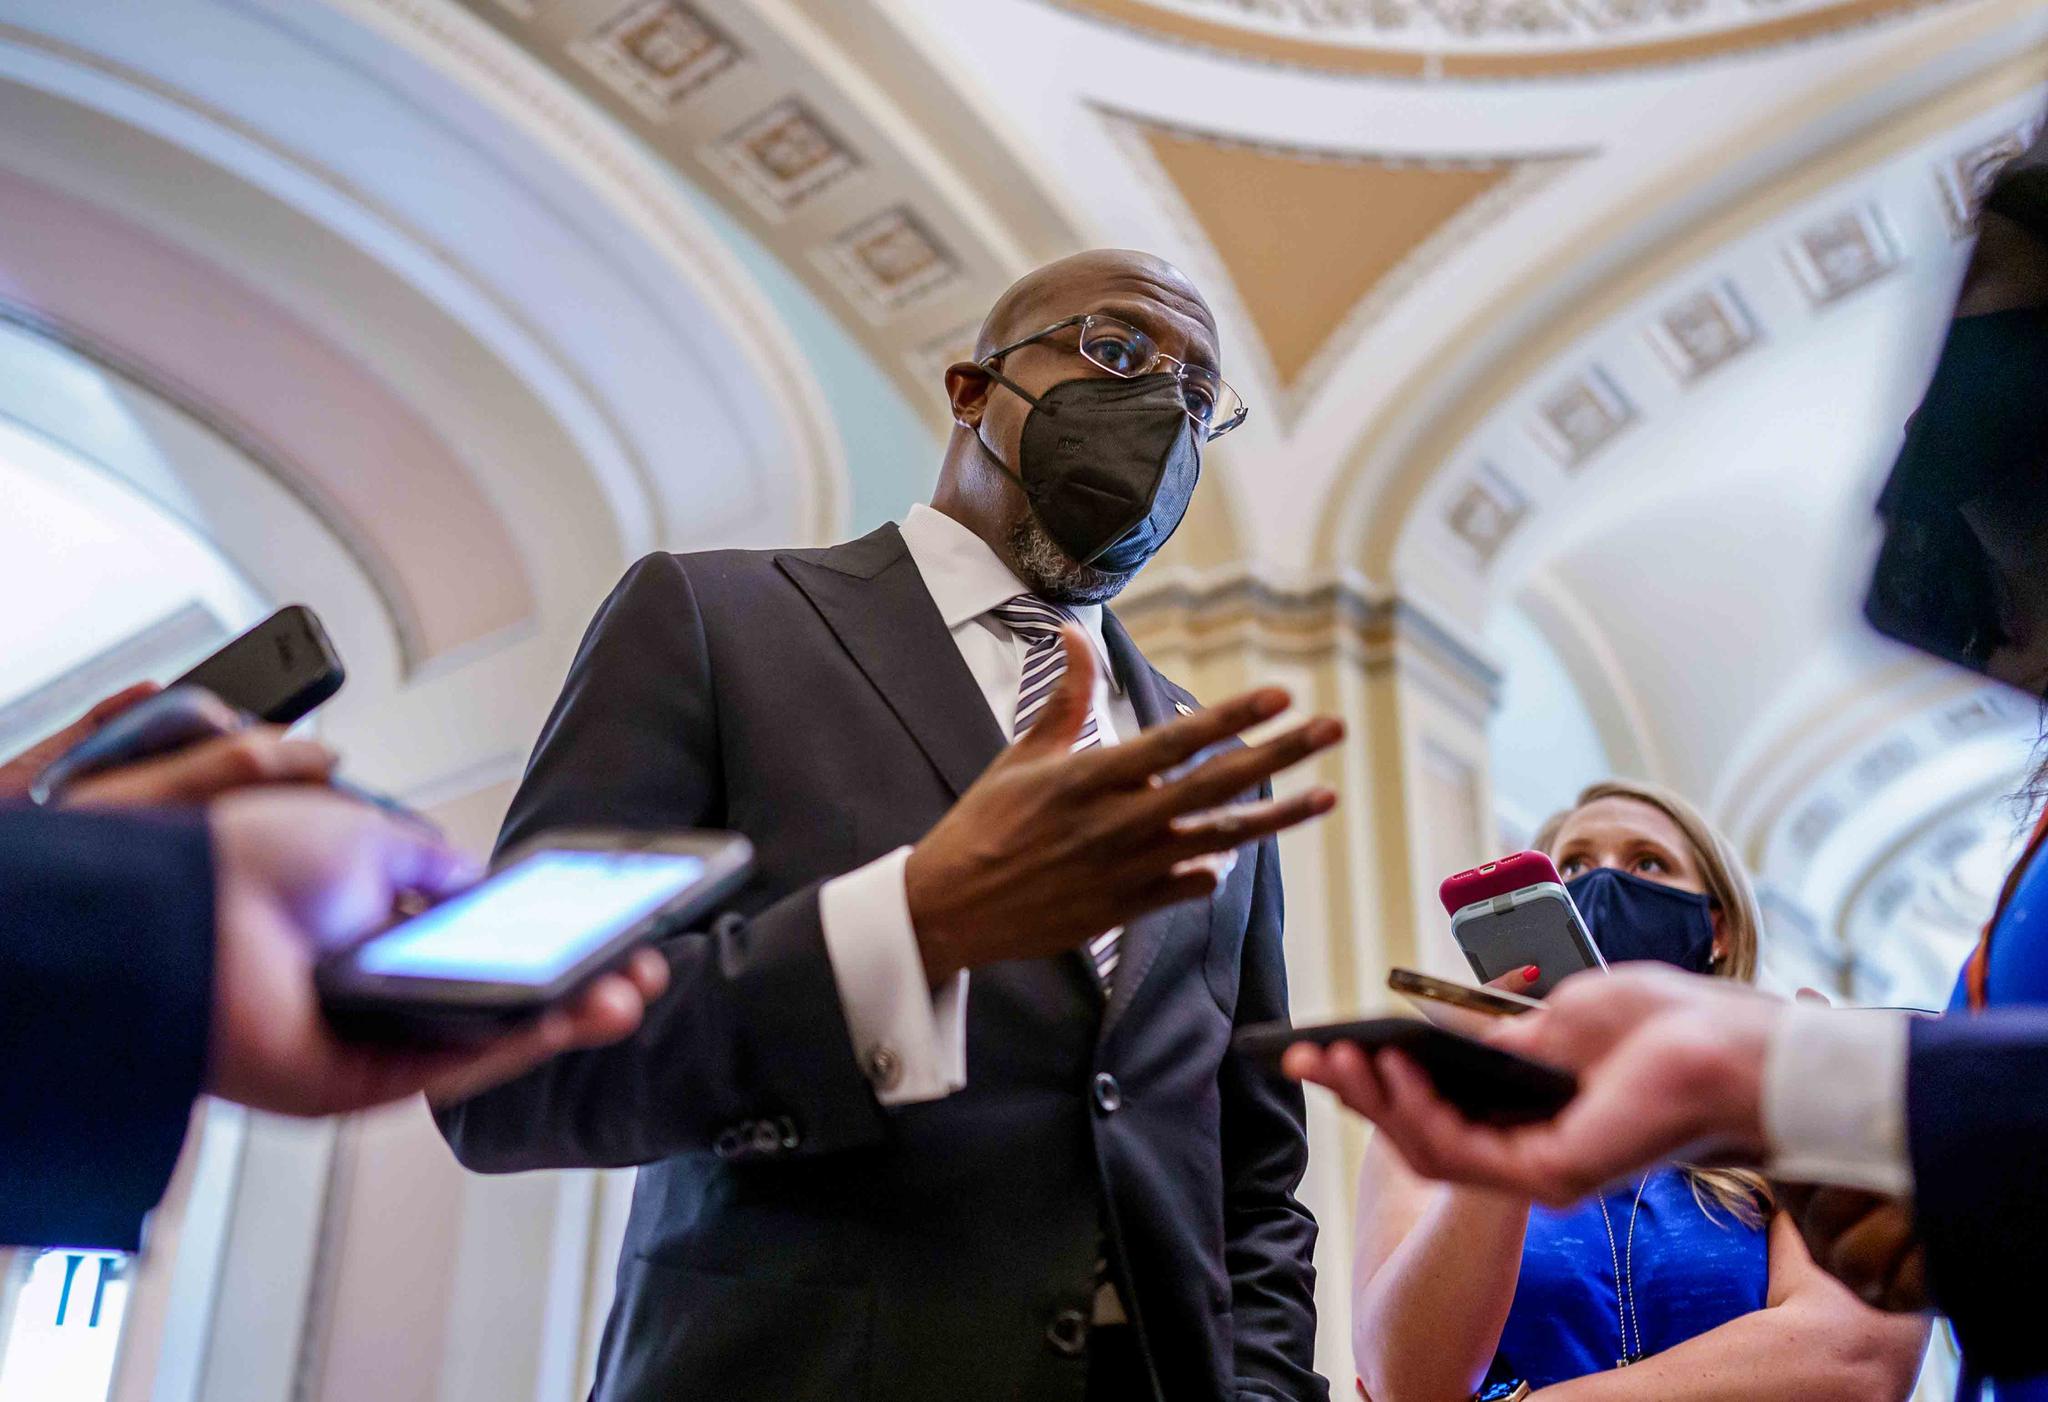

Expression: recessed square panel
xmin=816 ymin=207 xmax=962 ymax=321
xmin=1646 ymin=282 xmax=1757 ymax=383
xmin=707 ymin=99 xmax=861 ymax=220
xmin=1530 ymin=367 xmax=1634 ymax=468
xmin=1937 ymin=123 xmax=2040 ymax=238
xmin=572 ymin=1 xmax=740 ymax=123
xmin=1443 ymin=464 xmax=1529 ymax=566
xmin=1785 ymin=206 xmax=1897 ymax=305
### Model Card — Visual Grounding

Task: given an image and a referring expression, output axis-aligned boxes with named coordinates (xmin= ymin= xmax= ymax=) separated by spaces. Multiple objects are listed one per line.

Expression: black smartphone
xmin=316 ymin=829 xmax=754 ymax=1044
xmin=1234 ymin=1017 xmax=1576 ymax=1126
xmin=170 ymin=604 xmax=344 ymax=725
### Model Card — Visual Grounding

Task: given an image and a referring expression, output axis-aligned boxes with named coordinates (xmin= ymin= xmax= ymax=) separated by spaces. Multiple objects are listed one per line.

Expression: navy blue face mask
xmin=1567 ymin=867 xmax=1719 ymax=974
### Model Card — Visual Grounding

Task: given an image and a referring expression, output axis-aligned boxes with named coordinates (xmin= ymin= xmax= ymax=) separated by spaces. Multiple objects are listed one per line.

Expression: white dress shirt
xmin=1762 ymin=1003 xmax=1913 ymax=1195
xmin=817 ymin=504 xmax=1139 ymax=1105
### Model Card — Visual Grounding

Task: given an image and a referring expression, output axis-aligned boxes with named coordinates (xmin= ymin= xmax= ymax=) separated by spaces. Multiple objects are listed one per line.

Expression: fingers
xmin=622 ymin=947 xmax=671 ymax=1003
xmin=1010 ymin=626 xmax=1095 ymax=756
xmin=1487 ymin=966 xmax=1541 ymax=995
xmin=1138 ymin=716 xmax=1345 ymax=824
xmin=421 ymin=971 xmax=653 ymax=1108
xmin=1285 ymin=1040 xmax=1388 ymax=1120
xmin=0 ymin=681 xmax=167 ymax=797
xmin=377 ymin=824 xmax=484 ymax=901
xmin=85 ymin=681 xmax=162 ymax=725
xmin=63 ymin=729 xmax=338 ymax=807
xmin=1157 ymin=787 xmax=1338 ymax=863
xmin=1088 ymin=685 xmax=1293 ymax=787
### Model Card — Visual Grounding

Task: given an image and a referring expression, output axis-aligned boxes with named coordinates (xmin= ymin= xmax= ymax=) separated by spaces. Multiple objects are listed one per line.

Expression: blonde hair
xmin=1534 ymin=778 xmax=1773 ymax=1226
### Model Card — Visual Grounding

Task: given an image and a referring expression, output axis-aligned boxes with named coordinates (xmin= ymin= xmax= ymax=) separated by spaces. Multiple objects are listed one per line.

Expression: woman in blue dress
xmin=1350 ymin=780 xmax=1929 ymax=1401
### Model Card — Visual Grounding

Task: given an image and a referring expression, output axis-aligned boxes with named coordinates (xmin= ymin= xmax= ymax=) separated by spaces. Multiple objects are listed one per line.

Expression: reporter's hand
xmin=206 ymin=788 xmax=670 ymax=1116
xmin=1284 ymin=967 xmax=1781 ymax=1206
xmin=904 ymin=626 xmax=1343 ymax=982
xmin=0 ymin=682 xmax=159 ymax=798
xmin=62 ymin=726 xmax=337 ymax=808
xmin=1776 ymin=1183 xmax=1930 ymax=1313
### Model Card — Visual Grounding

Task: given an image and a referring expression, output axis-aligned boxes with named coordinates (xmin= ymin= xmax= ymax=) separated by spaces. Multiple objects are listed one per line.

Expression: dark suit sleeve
xmin=1907 ymin=1008 xmax=2048 ymax=1378
xmin=434 ymin=554 xmax=886 ymax=1172
xmin=0 ymin=807 xmax=212 ymax=1250
xmin=1217 ymin=816 xmax=1328 ymax=1401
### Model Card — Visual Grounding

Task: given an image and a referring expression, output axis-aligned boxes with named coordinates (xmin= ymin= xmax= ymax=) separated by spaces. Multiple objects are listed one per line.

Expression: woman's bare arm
xmin=1353 ymin=1131 xmax=1532 ymax=1402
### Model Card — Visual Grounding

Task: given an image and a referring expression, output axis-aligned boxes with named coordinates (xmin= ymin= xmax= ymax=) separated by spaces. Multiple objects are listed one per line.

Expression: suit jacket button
xmin=713 ymin=1127 xmax=745 ymax=1160
xmin=750 ymin=1120 xmax=783 ymax=1155
xmin=1092 ymin=1072 xmax=1122 ymax=1115
xmin=865 ymin=1044 xmax=903 ymax=1092
xmin=1045 ymin=1306 xmax=1089 ymax=1357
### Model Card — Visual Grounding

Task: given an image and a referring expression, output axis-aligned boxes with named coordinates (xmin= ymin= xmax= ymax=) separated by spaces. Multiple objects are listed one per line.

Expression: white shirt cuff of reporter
xmin=819 ymin=845 xmax=968 ymax=1105
xmin=1762 ymin=1003 xmax=1913 ymax=1196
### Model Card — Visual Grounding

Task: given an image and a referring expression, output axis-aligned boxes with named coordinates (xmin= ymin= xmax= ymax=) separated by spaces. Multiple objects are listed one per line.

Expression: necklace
xmin=1595 ymin=1175 xmax=1651 ymax=1368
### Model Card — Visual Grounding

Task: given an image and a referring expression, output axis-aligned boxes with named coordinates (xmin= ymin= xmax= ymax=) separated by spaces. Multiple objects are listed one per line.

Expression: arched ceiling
xmin=0 ymin=0 xmax=937 ymax=809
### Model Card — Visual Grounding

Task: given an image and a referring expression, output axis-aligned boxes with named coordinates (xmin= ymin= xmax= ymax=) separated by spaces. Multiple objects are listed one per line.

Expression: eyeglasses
xmin=980 ymin=313 xmax=1249 ymax=441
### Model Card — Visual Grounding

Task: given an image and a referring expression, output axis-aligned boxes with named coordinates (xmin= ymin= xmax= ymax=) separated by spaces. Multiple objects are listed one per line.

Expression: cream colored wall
xmin=1122 ymin=582 xmax=1499 ymax=1388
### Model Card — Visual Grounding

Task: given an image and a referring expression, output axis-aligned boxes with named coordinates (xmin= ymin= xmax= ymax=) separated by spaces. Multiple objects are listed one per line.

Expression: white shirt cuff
xmin=1762 ymin=1004 xmax=1913 ymax=1196
xmin=818 ymin=846 xmax=968 ymax=1105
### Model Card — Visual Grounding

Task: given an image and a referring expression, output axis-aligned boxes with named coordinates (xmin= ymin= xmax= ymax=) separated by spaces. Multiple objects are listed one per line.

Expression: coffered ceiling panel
xmin=1118 ymin=115 xmax=1583 ymax=409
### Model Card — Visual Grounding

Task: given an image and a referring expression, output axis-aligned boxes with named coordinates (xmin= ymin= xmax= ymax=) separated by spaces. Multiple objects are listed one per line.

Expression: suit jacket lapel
xmin=1098 ymin=610 xmax=1206 ymax=1037
xmin=777 ymin=524 xmax=1008 ymax=800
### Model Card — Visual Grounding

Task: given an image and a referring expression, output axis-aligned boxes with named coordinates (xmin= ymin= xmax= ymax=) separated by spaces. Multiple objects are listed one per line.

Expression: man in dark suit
xmin=0 ymin=786 xmax=665 ymax=1249
xmin=436 ymin=250 xmax=1343 ymax=1401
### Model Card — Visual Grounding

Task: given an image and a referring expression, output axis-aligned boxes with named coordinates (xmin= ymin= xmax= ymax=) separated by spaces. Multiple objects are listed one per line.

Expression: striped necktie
xmin=989 ymin=595 xmax=1119 ymax=988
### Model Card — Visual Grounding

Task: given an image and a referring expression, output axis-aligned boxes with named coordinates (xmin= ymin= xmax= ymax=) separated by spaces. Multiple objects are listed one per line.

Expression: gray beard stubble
xmin=1006 ymin=515 xmax=1136 ymax=605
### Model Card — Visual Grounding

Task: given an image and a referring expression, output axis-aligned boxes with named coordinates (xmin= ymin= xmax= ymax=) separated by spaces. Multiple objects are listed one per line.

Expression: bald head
xmin=974 ymin=249 xmax=1218 ymax=369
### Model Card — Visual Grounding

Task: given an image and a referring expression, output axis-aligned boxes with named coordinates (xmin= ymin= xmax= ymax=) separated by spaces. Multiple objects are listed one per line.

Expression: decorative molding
xmin=351 ymin=0 xmax=853 ymax=542
xmin=1035 ymin=0 xmax=1964 ymax=81
xmin=1116 ymin=573 xmax=1503 ymax=704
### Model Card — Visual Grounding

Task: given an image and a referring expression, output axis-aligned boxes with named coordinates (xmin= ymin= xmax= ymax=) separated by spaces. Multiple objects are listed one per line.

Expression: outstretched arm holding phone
xmin=0 ymin=788 xmax=666 ymax=1249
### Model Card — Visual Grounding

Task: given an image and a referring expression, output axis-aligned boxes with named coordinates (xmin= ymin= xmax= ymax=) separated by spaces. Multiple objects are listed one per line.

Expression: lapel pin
xmin=1174 ymin=700 xmax=1195 ymax=716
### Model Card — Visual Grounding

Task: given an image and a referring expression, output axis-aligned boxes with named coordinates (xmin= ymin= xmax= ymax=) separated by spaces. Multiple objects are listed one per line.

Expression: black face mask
xmin=977 ymin=371 xmax=1201 ymax=572
xmin=1567 ymin=867 xmax=1719 ymax=974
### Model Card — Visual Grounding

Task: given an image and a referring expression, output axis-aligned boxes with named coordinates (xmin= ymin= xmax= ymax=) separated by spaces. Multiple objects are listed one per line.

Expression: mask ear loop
xmin=964 ymin=358 xmax=1053 ymax=502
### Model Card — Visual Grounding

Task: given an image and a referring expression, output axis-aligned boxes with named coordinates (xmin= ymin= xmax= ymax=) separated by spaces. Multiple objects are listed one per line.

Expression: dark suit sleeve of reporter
xmin=1218 ymin=818 xmax=1328 ymax=1401
xmin=1906 ymin=1009 xmax=2048 ymax=1378
xmin=434 ymin=553 xmax=885 ymax=1172
xmin=0 ymin=808 xmax=213 ymax=1250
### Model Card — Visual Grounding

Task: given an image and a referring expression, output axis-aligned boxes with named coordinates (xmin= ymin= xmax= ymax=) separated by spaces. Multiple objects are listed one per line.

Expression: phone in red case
xmin=1438 ymin=851 xmax=1606 ymax=997
xmin=1439 ymin=851 xmax=1565 ymax=918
